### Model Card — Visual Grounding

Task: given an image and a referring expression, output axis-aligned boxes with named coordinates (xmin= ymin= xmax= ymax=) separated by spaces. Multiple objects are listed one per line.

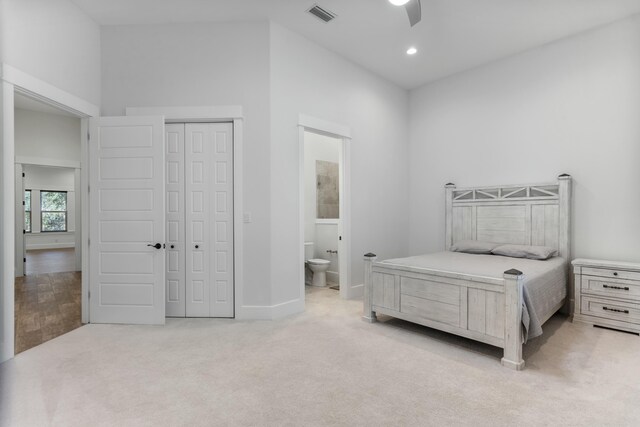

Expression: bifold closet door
xmin=185 ymin=123 xmax=234 ymax=317
xmin=165 ymin=124 xmax=186 ymax=317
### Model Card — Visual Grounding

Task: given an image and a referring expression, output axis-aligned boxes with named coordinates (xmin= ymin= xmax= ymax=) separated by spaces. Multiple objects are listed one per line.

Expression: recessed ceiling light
xmin=389 ymin=0 xmax=410 ymax=6
xmin=406 ymin=47 xmax=417 ymax=55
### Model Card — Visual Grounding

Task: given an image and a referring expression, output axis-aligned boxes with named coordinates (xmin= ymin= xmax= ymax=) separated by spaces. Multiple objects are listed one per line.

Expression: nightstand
xmin=572 ymin=259 xmax=640 ymax=334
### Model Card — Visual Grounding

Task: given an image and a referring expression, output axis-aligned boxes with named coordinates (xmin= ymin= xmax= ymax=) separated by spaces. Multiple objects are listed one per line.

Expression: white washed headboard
xmin=445 ymin=174 xmax=572 ymax=260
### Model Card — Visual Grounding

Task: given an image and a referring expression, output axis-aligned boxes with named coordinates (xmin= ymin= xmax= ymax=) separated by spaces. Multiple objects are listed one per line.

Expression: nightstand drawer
xmin=581 ymin=296 xmax=640 ymax=325
xmin=581 ymin=275 xmax=640 ymax=300
xmin=582 ymin=267 xmax=640 ymax=282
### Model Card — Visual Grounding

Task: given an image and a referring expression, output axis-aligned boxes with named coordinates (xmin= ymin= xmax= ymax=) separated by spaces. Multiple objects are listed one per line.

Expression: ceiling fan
xmin=389 ymin=0 xmax=422 ymax=27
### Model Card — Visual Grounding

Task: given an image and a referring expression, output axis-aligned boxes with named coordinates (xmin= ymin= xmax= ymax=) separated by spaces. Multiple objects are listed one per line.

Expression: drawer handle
xmin=603 ymin=306 xmax=629 ymax=314
xmin=603 ymin=284 xmax=630 ymax=291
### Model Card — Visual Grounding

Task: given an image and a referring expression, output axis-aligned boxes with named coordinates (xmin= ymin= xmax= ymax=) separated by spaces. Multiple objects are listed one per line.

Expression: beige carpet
xmin=1 ymin=286 xmax=639 ymax=426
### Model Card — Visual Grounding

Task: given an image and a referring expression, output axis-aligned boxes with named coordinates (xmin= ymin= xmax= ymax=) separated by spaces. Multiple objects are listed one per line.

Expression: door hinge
xmin=339 ymin=236 xmax=342 ymax=241
xmin=23 ymin=257 xmax=26 ymax=263
xmin=22 ymin=172 xmax=25 ymax=177
xmin=87 ymin=132 xmax=91 ymax=142
xmin=88 ymin=290 xmax=91 ymax=299
xmin=22 ymin=200 xmax=25 ymax=205
xmin=23 ymin=230 xmax=25 ymax=234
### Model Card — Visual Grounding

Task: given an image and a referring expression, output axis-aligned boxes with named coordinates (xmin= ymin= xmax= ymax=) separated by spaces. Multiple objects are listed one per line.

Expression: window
xmin=24 ymin=190 xmax=31 ymax=233
xmin=41 ymin=191 xmax=67 ymax=232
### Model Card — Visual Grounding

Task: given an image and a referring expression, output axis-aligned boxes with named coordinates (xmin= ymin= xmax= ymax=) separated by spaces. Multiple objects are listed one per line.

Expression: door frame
xmin=298 ymin=114 xmax=354 ymax=300
xmin=0 ymin=63 xmax=98 ymax=362
xmin=126 ymin=106 xmax=244 ymax=318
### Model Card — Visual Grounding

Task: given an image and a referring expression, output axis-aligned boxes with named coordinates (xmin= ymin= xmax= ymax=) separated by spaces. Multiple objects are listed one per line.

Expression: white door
xmin=185 ymin=124 xmax=210 ymax=317
xmin=89 ymin=116 xmax=166 ymax=324
xmin=209 ymin=123 xmax=234 ymax=317
xmin=185 ymin=123 xmax=234 ymax=317
xmin=165 ymin=124 xmax=186 ymax=317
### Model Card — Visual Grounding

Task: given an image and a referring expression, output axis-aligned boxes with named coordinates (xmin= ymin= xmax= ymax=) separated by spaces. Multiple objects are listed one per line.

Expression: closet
xmin=165 ymin=123 xmax=234 ymax=318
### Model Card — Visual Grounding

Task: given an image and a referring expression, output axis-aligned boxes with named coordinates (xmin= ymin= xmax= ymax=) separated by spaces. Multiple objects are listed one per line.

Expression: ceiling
xmin=14 ymin=93 xmax=79 ymax=118
xmin=71 ymin=0 xmax=640 ymax=89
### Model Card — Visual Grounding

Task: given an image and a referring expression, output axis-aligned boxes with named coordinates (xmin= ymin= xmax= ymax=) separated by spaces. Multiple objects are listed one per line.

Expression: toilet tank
xmin=304 ymin=242 xmax=314 ymax=261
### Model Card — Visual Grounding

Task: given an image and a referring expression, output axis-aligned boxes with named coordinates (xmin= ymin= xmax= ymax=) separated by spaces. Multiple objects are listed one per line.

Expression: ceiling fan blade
xmin=405 ymin=0 xmax=422 ymax=27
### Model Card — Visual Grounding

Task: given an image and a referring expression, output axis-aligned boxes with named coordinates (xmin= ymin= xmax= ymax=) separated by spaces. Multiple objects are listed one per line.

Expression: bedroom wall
xmin=409 ymin=14 xmax=640 ymax=263
xmin=0 ymin=0 xmax=101 ymax=105
xmin=100 ymin=21 xmax=272 ymax=310
xmin=101 ymin=20 xmax=410 ymax=315
xmin=270 ymin=23 xmax=410 ymax=305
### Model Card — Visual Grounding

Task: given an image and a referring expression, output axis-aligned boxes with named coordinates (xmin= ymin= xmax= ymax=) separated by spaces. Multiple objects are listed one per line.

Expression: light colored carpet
xmin=1 ymin=286 xmax=639 ymax=426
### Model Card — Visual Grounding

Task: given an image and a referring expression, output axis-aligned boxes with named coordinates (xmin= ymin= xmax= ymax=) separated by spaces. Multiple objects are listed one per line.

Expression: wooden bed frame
xmin=363 ymin=174 xmax=572 ymax=370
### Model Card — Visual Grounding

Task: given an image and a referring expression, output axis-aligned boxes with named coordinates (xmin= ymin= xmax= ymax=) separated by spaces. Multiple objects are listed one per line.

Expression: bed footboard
xmin=363 ymin=255 xmax=526 ymax=370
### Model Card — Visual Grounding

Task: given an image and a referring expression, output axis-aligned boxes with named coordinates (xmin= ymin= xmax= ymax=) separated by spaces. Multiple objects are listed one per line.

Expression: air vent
xmin=307 ymin=4 xmax=337 ymax=23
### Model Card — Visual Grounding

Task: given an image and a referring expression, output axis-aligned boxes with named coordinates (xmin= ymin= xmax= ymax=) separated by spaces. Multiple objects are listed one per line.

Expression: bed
xmin=363 ymin=175 xmax=572 ymax=370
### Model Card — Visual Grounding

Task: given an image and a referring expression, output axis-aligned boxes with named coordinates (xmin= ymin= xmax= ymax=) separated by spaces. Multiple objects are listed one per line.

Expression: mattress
xmin=381 ymin=251 xmax=568 ymax=341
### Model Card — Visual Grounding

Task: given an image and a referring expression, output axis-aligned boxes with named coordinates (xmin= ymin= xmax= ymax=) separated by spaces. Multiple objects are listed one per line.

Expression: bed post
xmin=363 ymin=253 xmax=377 ymax=323
xmin=557 ymin=173 xmax=572 ymax=314
xmin=444 ymin=183 xmax=456 ymax=250
xmin=502 ymin=269 xmax=525 ymax=371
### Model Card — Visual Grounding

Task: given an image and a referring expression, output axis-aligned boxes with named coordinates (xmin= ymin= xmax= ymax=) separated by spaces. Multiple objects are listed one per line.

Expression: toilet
xmin=304 ymin=242 xmax=331 ymax=287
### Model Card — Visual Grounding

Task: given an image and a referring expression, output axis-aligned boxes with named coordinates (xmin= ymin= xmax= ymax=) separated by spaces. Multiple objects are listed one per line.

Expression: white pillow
xmin=450 ymin=240 xmax=499 ymax=255
xmin=492 ymin=244 xmax=557 ymax=260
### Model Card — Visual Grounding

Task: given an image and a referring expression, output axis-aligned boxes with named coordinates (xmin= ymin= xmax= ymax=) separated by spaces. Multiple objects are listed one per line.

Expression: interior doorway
xmin=13 ymin=94 xmax=84 ymax=354
xmin=303 ymin=131 xmax=342 ymax=291
xmin=298 ymin=115 xmax=353 ymax=302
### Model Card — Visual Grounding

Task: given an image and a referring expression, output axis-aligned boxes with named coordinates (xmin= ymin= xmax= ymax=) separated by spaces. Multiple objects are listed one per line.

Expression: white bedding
xmin=381 ymin=252 xmax=567 ymax=341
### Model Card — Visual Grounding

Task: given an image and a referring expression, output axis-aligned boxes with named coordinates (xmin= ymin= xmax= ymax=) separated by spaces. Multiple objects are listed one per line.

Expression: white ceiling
xmin=71 ymin=0 xmax=640 ymax=89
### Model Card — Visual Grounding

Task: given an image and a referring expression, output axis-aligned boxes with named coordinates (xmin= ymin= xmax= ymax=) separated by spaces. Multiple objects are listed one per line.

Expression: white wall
xmin=270 ymin=23 xmax=410 ymax=305
xmin=101 ymin=22 xmax=272 ymax=308
xmin=409 ymin=15 xmax=640 ymax=263
xmin=0 ymin=0 xmax=101 ymax=105
xmin=23 ymin=165 xmax=76 ymax=250
xmin=101 ymin=20 xmax=410 ymax=314
xmin=15 ymin=109 xmax=81 ymax=163
xmin=304 ymin=131 xmax=340 ymax=277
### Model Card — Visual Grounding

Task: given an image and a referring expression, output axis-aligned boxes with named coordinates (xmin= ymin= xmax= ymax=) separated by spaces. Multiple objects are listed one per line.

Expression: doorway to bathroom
xmin=304 ymin=131 xmax=341 ymax=291
xmin=299 ymin=115 xmax=353 ymax=301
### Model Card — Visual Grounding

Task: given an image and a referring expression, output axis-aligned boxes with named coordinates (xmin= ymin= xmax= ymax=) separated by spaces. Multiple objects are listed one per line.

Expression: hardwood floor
xmin=14 ymin=271 xmax=82 ymax=354
xmin=26 ymin=247 xmax=76 ymax=275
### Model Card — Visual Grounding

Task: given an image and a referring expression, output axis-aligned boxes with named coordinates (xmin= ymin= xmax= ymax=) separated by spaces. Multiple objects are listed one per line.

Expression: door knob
xmin=170 ymin=245 xmax=175 ymax=249
xmin=147 ymin=243 xmax=162 ymax=249
xmin=195 ymin=245 xmax=200 ymax=249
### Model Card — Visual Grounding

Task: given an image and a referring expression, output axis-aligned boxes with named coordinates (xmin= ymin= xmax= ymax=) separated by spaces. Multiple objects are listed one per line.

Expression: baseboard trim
xmin=26 ymin=243 xmax=75 ymax=250
xmin=326 ymin=270 xmax=339 ymax=283
xmin=237 ymin=298 xmax=304 ymax=320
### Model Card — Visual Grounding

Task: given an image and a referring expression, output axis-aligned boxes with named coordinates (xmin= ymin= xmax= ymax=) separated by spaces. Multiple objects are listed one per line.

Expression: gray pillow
xmin=492 ymin=244 xmax=557 ymax=260
xmin=450 ymin=240 xmax=499 ymax=254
